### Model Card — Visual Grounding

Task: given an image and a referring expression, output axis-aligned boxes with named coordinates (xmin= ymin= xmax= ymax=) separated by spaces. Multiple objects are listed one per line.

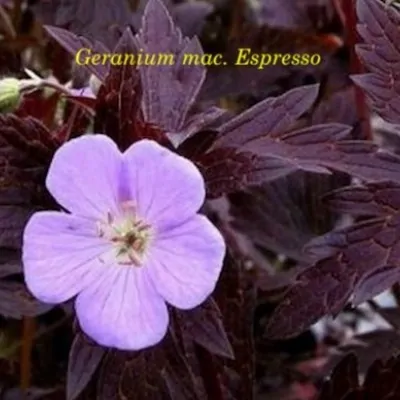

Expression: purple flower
xmin=22 ymin=135 xmax=226 ymax=350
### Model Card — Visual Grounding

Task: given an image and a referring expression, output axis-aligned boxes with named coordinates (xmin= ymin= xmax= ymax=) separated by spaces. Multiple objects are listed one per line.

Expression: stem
xmin=340 ymin=0 xmax=372 ymax=140
xmin=229 ymin=0 xmax=246 ymax=39
xmin=20 ymin=317 xmax=35 ymax=390
xmin=195 ymin=345 xmax=224 ymax=400
xmin=12 ymin=0 xmax=22 ymax=31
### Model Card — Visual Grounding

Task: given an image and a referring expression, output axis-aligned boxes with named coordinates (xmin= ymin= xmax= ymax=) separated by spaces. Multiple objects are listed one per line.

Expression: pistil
xmin=97 ymin=202 xmax=152 ymax=266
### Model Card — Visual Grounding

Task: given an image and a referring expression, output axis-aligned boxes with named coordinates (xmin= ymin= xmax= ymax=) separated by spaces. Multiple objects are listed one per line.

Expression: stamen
xmin=97 ymin=202 xmax=152 ymax=267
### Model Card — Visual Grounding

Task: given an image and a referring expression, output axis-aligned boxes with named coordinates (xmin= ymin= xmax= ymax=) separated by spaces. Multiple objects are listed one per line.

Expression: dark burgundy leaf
xmin=229 ymin=171 xmax=347 ymax=262
xmin=212 ymin=248 xmax=257 ymax=399
xmin=323 ymin=181 xmax=400 ymax=217
xmin=258 ymin=0 xmax=335 ymax=30
xmin=96 ymin=349 xmax=165 ymax=400
xmin=268 ymin=181 xmax=400 ymax=338
xmin=179 ymin=131 xmax=293 ymax=198
xmin=132 ymin=0 xmax=213 ymax=38
xmin=353 ymin=265 xmax=400 ymax=305
xmin=134 ymin=0 xmax=205 ymax=133
xmin=35 ymin=0 xmax=132 ymax=48
xmin=0 ymin=281 xmax=52 ymax=318
xmin=219 ymin=122 xmax=400 ymax=183
xmin=93 ymin=28 xmax=171 ymax=149
xmin=171 ymin=2 xmax=214 ymax=38
xmin=214 ymin=84 xmax=320 ymax=148
xmin=318 ymin=352 xmax=400 ymax=399
xmin=44 ymin=26 xmax=110 ymax=81
xmin=336 ymin=330 xmax=400 ymax=374
xmin=0 ymin=204 xmax=33 ymax=248
xmin=316 ymin=353 xmax=360 ymax=400
xmin=199 ymin=65 xmax=290 ymax=102
xmin=96 ymin=321 xmax=208 ymax=400
xmin=0 ymin=249 xmax=21 ymax=278
xmin=182 ymin=298 xmax=234 ymax=360
xmin=352 ymin=0 xmax=400 ymax=124
xmin=67 ymin=332 xmax=106 ymax=400
xmin=312 ymin=87 xmax=359 ymax=128
xmin=266 ymin=256 xmax=357 ymax=339
xmin=178 ymin=107 xmax=228 ymax=145
xmin=0 ymin=114 xmax=59 ymax=185
xmin=164 ymin=316 xmax=208 ymax=400
xmin=0 ymin=115 xmax=61 ymax=248
xmin=200 ymin=85 xmax=400 ymax=192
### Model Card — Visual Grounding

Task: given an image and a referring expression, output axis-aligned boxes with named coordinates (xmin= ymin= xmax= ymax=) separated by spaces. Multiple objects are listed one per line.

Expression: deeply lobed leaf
xmin=353 ymin=0 xmax=400 ymax=124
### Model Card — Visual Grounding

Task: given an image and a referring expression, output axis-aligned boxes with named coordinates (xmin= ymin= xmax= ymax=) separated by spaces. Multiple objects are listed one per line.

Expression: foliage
xmin=1 ymin=0 xmax=400 ymax=398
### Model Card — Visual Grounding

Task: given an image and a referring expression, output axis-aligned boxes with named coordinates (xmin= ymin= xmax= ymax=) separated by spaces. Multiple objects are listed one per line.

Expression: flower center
xmin=96 ymin=201 xmax=152 ymax=266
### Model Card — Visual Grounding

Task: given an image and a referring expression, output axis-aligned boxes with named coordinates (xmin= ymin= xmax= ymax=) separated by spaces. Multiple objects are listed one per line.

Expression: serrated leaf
xmin=267 ymin=181 xmax=400 ymax=338
xmin=212 ymin=249 xmax=257 ymax=399
xmin=0 ymin=281 xmax=52 ymax=318
xmin=0 ymin=114 xmax=59 ymax=186
xmin=35 ymin=0 xmax=132 ymax=48
xmin=312 ymin=87 xmax=359 ymax=129
xmin=134 ymin=0 xmax=206 ymax=133
xmin=229 ymin=171 xmax=347 ymax=262
xmin=222 ymin=121 xmax=400 ymax=186
xmin=323 ymin=181 xmax=400 ymax=216
xmin=67 ymin=332 xmax=106 ymax=400
xmin=93 ymin=29 xmax=172 ymax=150
xmin=44 ymin=26 xmax=110 ymax=81
xmin=317 ymin=352 xmax=400 ymax=399
xmin=317 ymin=354 xmax=359 ymax=400
xmin=352 ymin=0 xmax=400 ymax=124
xmin=0 ymin=116 xmax=59 ymax=251
xmin=164 ymin=315 xmax=208 ymax=399
xmin=201 ymin=84 xmax=400 ymax=193
xmin=266 ymin=256 xmax=357 ymax=339
xmin=214 ymin=84 xmax=320 ymax=148
xmin=96 ymin=320 xmax=209 ymax=400
xmin=171 ymin=2 xmax=214 ymax=37
xmin=337 ymin=330 xmax=400 ymax=374
xmin=182 ymin=298 xmax=234 ymax=360
xmin=96 ymin=349 xmax=165 ymax=400
xmin=179 ymin=130 xmax=297 ymax=198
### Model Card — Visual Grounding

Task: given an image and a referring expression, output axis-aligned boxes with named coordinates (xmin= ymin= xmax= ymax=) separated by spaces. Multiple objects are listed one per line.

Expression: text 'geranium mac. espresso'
xmin=21 ymin=134 xmax=226 ymax=350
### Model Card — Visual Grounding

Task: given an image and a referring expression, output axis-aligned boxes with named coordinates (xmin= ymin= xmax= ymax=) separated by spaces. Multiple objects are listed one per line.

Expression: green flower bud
xmin=0 ymin=78 xmax=20 ymax=113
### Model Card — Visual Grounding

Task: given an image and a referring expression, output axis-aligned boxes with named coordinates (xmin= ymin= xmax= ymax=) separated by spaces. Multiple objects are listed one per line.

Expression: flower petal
xmin=148 ymin=215 xmax=226 ymax=309
xmin=23 ymin=211 xmax=112 ymax=304
xmin=46 ymin=134 xmax=122 ymax=220
xmin=75 ymin=267 xmax=169 ymax=350
xmin=122 ymin=139 xmax=205 ymax=230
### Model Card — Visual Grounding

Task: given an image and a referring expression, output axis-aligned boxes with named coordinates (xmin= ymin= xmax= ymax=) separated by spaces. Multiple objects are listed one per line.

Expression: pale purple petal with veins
xmin=122 ymin=139 xmax=205 ymax=230
xmin=75 ymin=266 xmax=169 ymax=350
xmin=148 ymin=214 xmax=226 ymax=309
xmin=46 ymin=135 xmax=122 ymax=220
xmin=23 ymin=211 xmax=111 ymax=304
xmin=22 ymin=135 xmax=226 ymax=350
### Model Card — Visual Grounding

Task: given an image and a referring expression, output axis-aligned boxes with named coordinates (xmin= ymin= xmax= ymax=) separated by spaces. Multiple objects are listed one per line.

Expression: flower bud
xmin=0 ymin=78 xmax=20 ymax=113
